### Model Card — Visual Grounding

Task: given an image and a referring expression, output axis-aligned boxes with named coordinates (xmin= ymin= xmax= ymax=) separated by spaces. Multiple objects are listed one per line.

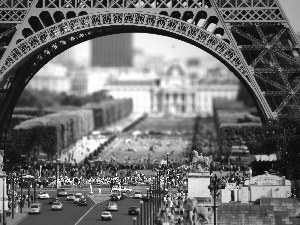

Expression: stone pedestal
xmin=188 ymin=172 xmax=211 ymax=199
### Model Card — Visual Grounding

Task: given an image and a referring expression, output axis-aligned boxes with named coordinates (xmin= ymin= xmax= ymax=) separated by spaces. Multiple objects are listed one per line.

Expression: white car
xmin=111 ymin=186 xmax=132 ymax=193
xmin=106 ymin=202 xmax=118 ymax=211
xmin=67 ymin=193 xmax=75 ymax=201
xmin=51 ymin=201 xmax=63 ymax=211
xmin=29 ymin=203 xmax=41 ymax=214
xmin=38 ymin=192 xmax=50 ymax=199
xmin=74 ymin=193 xmax=83 ymax=204
xmin=101 ymin=211 xmax=112 ymax=220
xmin=133 ymin=191 xmax=142 ymax=199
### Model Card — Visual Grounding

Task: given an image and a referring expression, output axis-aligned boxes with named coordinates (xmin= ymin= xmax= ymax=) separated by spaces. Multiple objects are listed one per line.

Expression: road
xmin=19 ymin=190 xmax=145 ymax=225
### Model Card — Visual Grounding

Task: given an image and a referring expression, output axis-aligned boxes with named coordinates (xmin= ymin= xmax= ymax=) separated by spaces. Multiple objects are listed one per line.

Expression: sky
xmin=66 ymin=0 xmax=300 ymax=66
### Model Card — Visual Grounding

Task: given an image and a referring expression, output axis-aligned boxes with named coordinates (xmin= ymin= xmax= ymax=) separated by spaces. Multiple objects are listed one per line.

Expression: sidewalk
xmin=6 ymin=205 xmax=30 ymax=225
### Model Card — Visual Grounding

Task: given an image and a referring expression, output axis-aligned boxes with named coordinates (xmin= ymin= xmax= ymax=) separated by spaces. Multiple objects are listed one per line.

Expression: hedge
xmin=219 ymin=123 xmax=264 ymax=156
xmin=12 ymin=109 xmax=94 ymax=157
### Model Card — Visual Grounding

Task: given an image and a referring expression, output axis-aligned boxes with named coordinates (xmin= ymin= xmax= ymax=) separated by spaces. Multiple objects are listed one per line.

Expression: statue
xmin=191 ymin=150 xmax=212 ymax=172
xmin=182 ymin=197 xmax=212 ymax=224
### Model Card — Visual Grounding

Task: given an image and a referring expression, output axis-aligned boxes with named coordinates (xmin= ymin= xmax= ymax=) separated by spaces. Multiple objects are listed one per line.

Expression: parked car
xmin=49 ymin=197 xmax=59 ymax=204
xmin=67 ymin=193 xmax=75 ymax=201
xmin=74 ymin=193 xmax=83 ymax=204
xmin=51 ymin=201 xmax=63 ymax=211
xmin=29 ymin=203 xmax=41 ymax=214
xmin=128 ymin=206 xmax=139 ymax=215
xmin=57 ymin=188 xmax=67 ymax=197
xmin=106 ymin=202 xmax=118 ymax=211
xmin=38 ymin=192 xmax=50 ymax=199
xmin=133 ymin=191 xmax=142 ymax=199
xmin=78 ymin=197 xmax=87 ymax=206
xmin=101 ymin=211 xmax=112 ymax=220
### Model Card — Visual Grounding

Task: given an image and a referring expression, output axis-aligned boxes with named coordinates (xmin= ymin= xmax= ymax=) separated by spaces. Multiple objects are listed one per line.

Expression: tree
xmin=246 ymin=112 xmax=300 ymax=180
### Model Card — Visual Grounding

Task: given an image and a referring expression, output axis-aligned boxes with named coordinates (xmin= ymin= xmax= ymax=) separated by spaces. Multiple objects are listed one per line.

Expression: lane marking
xmin=87 ymin=194 xmax=97 ymax=204
xmin=74 ymin=202 xmax=97 ymax=225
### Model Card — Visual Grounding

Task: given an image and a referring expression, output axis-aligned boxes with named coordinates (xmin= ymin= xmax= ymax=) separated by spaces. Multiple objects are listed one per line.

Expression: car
xmin=120 ymin=192 xmax=127 ymax=200
xmin=128 ymin=206 xmax=139 ymax=215
xmin=106 ymin=202 xmax=118 ymax=211
xmin=111 ymin=193 xmax=121 ymax=201
xmin=78 ymin=197 xmax=87 ymax=206
xmin=101 ymin=211 xmax=112 ymax=220
xmin=51 ymin=201 xmax=63 ymax=211
xmin=49 ymin=197 xmax=59 ymax=204
xmin=111 ymin=186 xmax=132 ymax=194
xmin=74 ymin=193 xmax=83 ymax=204
xmin=133 ymin=191 xmax=142 ymax=199
xmin=29 ymin=203 xmax=41 ymax=214
xmin=57 ymin=188 xmax=67 ymax=197
xmin=67 ymin=193 xmax=75 ymax=201
xmin=38 ymin=192 xmax=50 ymax=199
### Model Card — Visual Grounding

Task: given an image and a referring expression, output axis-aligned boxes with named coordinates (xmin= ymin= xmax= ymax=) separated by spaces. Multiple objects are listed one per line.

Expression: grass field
xmin=99 ymin=117 xmax=195 ymax=165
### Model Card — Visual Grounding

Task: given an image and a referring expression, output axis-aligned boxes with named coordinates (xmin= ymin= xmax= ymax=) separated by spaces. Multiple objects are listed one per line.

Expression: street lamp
xmin=166 ymin=152 xmax=169 ymax=168
xmin=11 ymin=173 xmax=16 ymax=219
xmin=133 ymin=217 xmax=137 ymax=225
xmin=139 ymin=200 xmax=143 ymax=225
xmin=136 ymin=208 xmax=140 ymax=225
xmin=164 ymin=152 xmax=169 ymax=192
xmin=209 ymin=174 xmax=222 ymax=225
xmin=56 ymin=153 xmax=58 ymax=189
xmin=146 ymin=187 xmax=149 ymax=225
xmin=2 ymin=177 xmax=5 ymax=225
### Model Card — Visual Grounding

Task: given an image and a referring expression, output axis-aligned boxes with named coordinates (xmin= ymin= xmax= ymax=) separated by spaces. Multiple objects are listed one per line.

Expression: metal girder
xmin=0 ymin=0 xmax=298 ymax=145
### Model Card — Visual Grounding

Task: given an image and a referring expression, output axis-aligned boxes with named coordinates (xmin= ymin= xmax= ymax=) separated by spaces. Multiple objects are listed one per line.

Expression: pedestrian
xmin=98 ymin=187 xmax=101 ymax=195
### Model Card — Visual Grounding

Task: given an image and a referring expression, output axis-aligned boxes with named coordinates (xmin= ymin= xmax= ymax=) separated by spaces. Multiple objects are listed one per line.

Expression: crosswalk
xmin=87 ymin=188 xmax=112 ymax=203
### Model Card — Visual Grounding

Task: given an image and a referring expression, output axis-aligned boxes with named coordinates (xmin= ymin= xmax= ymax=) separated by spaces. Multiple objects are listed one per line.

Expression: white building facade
xmin=27 ymin=62 xmax=70 ymax=93
xmin=105 ymin=59 xmax=240 ymax=116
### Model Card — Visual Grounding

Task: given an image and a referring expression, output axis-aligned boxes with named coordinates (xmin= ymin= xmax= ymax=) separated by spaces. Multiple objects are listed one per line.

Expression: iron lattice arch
xmin=0 ymin=0 xmax=299 ymax=143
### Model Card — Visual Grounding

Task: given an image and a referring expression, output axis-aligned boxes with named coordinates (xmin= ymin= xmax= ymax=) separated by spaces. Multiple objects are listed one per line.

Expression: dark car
xmin=120 ymin=192 xmax=127 ymax=200
xmin=57 ymin=188 xmax=67 ymax=197
xmin=128 ymin=206 xmax=139 ymax=215
xmin=49 ymin=197 xmax=59 ymax=205
xmin=111 ymin=193 xmax=121 ymax=201
xmin=78 ymin=197 xmax=87 ymax=206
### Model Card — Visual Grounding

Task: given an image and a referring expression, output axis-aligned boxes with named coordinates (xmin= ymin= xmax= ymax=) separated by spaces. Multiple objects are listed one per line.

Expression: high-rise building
xmin=92 ymin=33 xmax=133 ymax=68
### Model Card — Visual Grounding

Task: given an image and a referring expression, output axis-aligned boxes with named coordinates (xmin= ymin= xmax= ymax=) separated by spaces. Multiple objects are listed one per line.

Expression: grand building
xmin=91 ymin=33 xmax=133 ymax=68
xmin=27 ymin=62 xmax=70 ymax=93
xmin=106 ymin=58 xmax=240 ymax=117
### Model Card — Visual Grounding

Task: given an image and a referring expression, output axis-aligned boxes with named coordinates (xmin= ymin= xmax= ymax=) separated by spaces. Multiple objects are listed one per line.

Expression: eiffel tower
xmin=0 ymin=0 xmax=299 ymax=145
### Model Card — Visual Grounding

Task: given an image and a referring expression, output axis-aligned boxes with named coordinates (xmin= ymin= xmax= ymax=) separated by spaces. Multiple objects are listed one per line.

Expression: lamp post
xmin=209 ymin=174 xmax=221 ymax=225
xmin=2 ymin=177 xmax=5 ymax=225
xmin=133 ymin=217 xmax=137 ymax=225
xmin=56 ymin=153 xmax=58 ymax=189
xmin=149 ymin=185 xmax=153 ymax=225
xmin=20 ymin=176 xmax=22 ymax=213
xmin=144 ymin=195 xmax=146 ymax=225
xmin=11 ymin=173 xmax=16 ymax=219
xmin=139 ymin=200 xmax=143 ymax=225
xmin=166 ymin=153 xmax=169 ymax=191
xmin=136 ymin=208 xmax=140 ymax=225
xmin=166 ymin=153 xmax=169 ymax=168
xmin=33 ymin=173 xmax=37 ymax=203
xmin=146 ymin=187 xmax=149 ymax=225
